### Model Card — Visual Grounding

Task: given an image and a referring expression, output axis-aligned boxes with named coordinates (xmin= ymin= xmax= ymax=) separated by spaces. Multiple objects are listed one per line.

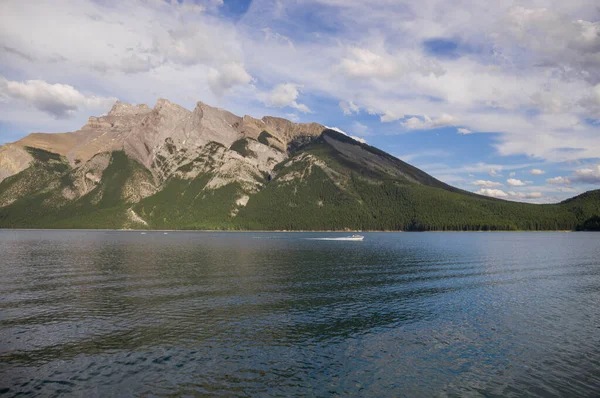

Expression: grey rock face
xmin=0 ymin=98 xmax=326 ymax=195
xmin=0 ymin=144 xmax=33 ymax=184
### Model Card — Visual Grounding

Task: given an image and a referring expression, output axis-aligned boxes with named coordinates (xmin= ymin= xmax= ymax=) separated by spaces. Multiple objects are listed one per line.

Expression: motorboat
xmin=307 ymin=234 xmax=364 ymax=241
xmin=344 ymin=234 xmax=364 ymax=241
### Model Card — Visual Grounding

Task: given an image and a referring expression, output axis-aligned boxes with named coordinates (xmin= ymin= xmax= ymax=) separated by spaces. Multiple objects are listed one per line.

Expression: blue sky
xmin=1 ymin=0 xmax=600 ymax=202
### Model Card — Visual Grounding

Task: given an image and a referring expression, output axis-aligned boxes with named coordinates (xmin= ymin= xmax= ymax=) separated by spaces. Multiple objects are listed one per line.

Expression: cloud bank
xmin=0 ymin=76 xmax=116 ymax=118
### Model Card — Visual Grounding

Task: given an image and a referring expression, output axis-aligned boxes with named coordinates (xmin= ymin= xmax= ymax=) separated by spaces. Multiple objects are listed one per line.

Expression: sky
xmin=1 ymin=0 xmax=599 ymax=203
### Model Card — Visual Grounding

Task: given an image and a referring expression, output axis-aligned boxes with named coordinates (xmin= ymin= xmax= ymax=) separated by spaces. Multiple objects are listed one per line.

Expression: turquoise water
xmin=1 ymin=231 xmax=599 ymax=396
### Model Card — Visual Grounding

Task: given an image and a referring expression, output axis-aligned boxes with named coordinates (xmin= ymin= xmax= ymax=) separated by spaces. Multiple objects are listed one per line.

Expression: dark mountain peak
xmin=307 ymin=128 xmax=460 ymax=191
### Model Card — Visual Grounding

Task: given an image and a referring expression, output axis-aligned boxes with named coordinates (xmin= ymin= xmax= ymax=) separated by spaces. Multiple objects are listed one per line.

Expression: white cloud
xmin=507 ymin=178 xmax=531 ymax=186
xmin=0 ymin=76 xmax=116 ymax=119
xmin=338 ymin=45 xmax=445 ymax=82
xmin=149 ymin=20 xmax=244 ymax=69
xmin=476 ymin=188 xmax=508 ymax=198
xmin=505 ymin=6 xmax=600 ymax=82
xmin=476 ymin=188 xmax=544 ymax=201
xmin=540 ymin=165 xmax=600 ymax=187
xmin=0 ymin=0 xmax=243 ymax=75
xmin=265 ymin=83 xmax=311 ymax=113
xmin=402 ymin=113 xmax=459 ymax=130
xmin=509 ymin=172 xmax=516 ymax=177
xmin=489 ymin=169 xmax=501 ymax=177
xmin=380 ymin=111 xmax=403 ymax=123
xmin=262 ymin=27 xmax=295 ymax=48
xmin=572 ymin=165 xmax=600 ymax=184
xmin=507 ymin=191 xmax=543 ymax=199
xmin=207 ymin=63 xmax=253 ymax=96
xmin=547 ymin=176 xmax=572 ymax=185
xmin=472 ymin=180 xmax=503 ymax=188
xmin=457 ymin=128 xmax=472 ymax=135
xmin=530 ymin=169 xmax=545 ymax=175
xmin=338 ymin=47 xmax=399 ymax=80
xmin=339 ymin=100 xmax=359 ymax=115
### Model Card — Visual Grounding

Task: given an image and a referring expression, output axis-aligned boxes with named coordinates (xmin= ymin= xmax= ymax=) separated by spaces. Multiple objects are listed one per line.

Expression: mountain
xmin=1 ymin=99 xmax=599 ymax=231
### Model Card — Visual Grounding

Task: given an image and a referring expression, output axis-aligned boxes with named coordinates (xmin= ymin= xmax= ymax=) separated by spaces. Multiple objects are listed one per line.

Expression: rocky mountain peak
xmin=107 ymin=101 xmax=152 ymax=117
xmin=153 ymin=98 xmax=186 ymax=113
xmin=193 ymin=100 xmax=238 ymax=122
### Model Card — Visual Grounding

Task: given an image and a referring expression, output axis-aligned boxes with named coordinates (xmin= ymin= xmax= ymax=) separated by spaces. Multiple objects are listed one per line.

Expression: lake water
xmin=1 ymin=231 xmax=599 ymax=397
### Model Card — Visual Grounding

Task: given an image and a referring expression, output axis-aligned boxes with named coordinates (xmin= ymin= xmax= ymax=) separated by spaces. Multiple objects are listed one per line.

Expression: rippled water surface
xmin=1 ymin=231 xmax=600 ymax=397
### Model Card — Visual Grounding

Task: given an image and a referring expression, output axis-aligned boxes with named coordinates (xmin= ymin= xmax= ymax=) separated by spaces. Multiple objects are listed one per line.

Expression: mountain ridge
xmin=1 ymin=99 xmax=325 ymax=182
xmin=0 ymin=98 xmax=599 ymax=231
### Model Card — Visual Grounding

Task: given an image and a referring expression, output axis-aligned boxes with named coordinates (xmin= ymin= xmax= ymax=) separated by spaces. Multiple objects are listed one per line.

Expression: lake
xmin=1 ymin=230 xmax=599 ymax=397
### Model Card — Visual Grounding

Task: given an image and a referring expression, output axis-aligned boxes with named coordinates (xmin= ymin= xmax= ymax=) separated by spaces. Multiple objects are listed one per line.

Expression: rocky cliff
xmin=1 ymin=99 xmax=324 ymax=183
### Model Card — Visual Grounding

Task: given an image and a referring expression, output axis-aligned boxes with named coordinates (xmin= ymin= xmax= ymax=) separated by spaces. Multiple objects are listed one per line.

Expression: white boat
xmin=343 ymin=234 xmax=364 ymax=241
xmin=307 ymin=234 xmax=364 ymax=241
